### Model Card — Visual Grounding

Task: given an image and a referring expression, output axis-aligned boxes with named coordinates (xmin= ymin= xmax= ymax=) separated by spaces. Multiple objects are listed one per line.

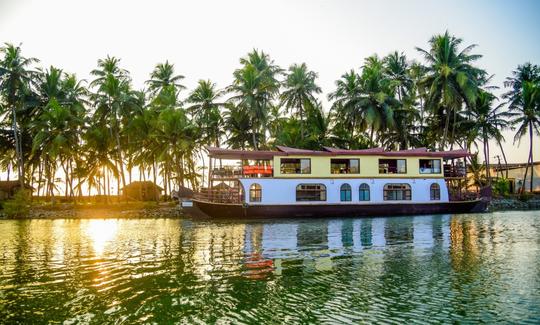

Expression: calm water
xmin=1 ymin=211 xmax=539 ymax=324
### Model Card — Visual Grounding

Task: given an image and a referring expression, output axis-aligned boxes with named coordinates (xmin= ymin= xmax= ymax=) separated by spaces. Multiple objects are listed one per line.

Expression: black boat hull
xmin=190 ymin=199 xmax=488 ymax=219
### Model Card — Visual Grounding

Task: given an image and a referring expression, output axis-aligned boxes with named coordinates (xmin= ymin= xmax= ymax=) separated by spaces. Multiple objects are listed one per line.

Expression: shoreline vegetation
xmin=1 ymin=31 xmax=539 ymax=217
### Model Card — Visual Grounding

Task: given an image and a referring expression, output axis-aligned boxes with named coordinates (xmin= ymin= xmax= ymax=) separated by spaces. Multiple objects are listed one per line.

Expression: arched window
xmin=340 ymin=183 xmax=352 ymax=201
xmin=296 ymin=184 xmax=327 ymax=201
xmin=383 ymin=183 xmax=412 ymax=201
xmin=359 ymin=183 xmax=370 ymax=201
xmin=430 ymin=183 xmax=440 ymax=200
xmin=249 ymin=183 xmax=262 ymax=202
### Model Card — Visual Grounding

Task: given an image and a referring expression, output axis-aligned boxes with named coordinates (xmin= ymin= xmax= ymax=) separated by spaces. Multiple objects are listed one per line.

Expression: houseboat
xmin=187 ymin=146 xmax=488 ymax=218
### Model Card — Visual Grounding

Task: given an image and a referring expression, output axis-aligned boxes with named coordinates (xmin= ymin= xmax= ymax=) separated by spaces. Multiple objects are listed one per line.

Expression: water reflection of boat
xmin=239 ymin=215 xmax=453 ymax=266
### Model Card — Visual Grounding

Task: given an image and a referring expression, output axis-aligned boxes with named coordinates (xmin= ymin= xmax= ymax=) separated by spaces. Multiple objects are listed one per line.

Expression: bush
xmin=492 ymin=178 xmax=511 ymax=196
xmin=518 ymin=192 xmax=532 ymax=202
xmin=2 ymin=189 xmax=32 ymax=218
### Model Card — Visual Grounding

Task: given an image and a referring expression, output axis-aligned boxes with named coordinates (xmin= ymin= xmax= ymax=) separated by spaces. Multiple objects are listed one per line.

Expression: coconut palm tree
xmin=280 ymin=63 xmax=321 ymax=139
xmin=146 ymin=61 xmax=185 ymax=97
xmin=90 ymin=56 xmax=139 ymax=193
xmin=187 ymin=79 xmax=224 ymax=147
xmin=384 ymin=51 xmax=414 ymax=102
xmin=416 ymin=31 xmax=485 ymax=150
xmin=328 ymin=70 xmax=364 ymax=138
xmin=227 ymin=50 xmax=280 ymax=149
xmin=223 ymin=103 xmax=253 ymax=150
xmin=507 ymin=81 xmax=540 ymax=192
xmin=504 ymin=63 xmax=540 ymax=192
xmin=357 ymin=55 xmax=398 ymax=145
xmin=0 ymin=43 xmax=39 ymax=186
xmin=464 ymin=90 xmax=515 ymax=185
xmin=31 ymin=99 xmax=82 ymax=197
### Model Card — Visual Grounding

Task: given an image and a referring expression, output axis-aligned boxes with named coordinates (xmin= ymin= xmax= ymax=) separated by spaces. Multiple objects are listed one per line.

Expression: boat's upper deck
xmin=207 ymin=146 xmax=469 ymax=180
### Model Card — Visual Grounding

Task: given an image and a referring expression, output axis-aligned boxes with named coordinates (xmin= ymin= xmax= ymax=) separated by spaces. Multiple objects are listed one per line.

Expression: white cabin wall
xmin=240 ymin=178 xmax=449 ymax=205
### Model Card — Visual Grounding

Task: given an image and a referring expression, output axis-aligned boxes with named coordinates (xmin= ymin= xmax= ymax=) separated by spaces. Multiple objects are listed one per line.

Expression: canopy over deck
xmin=206 ymin=146 xmax=470 ymax=160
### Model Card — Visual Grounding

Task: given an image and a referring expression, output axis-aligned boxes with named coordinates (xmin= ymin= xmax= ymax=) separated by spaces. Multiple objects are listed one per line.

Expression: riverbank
xmin=0 ymin=202 xmax=182 ymax=219
xmin=1 ymin=197 xmax=539 ymax=219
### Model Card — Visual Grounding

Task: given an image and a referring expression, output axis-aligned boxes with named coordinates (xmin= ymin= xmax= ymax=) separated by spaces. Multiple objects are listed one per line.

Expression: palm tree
xmin=357 ymin=55 xmax=398 ymax=144
xmin=90 ymin=56 xmax=137 ymax=194
xmin=187 ymin=80 xmax=224 ymax=147
xmin=383 ymin=52 xmax=419 ymax=149
xmin=31 ymin=99 xmax=81 ymax=197
xmin=280 ymin=63 xmax=321 ymax=139
xmin=416 ymin=31 xmax=485 ymax=150
xmin=384 ymin=51 xmax=413 ymax=102
xmin=504 ymin=63 xmax=540 ymax=192
xmin=223 ymin=103 xmax=253 ymax=150
xmin=328 ymin=70 xmax=364 ymax=139
xmin=0 ymin=43 xmax=39 ymax=186
xmin=464 ymin=90 xmax=514 ymax=185
xmin=146 ymin=61 xmax=185 ymax=97
xmin=227 ymin=50 xmax=280 ymax=149
xmin=506 ymin=79 xmax=540 ymax=192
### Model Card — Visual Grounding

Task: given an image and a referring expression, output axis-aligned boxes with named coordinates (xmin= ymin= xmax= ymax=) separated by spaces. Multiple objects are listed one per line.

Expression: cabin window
xmin=280 ymin=158 xmax=311 ymax=174
xmin=383 ymin=183 xmax=412 ymax=200
xmin=359 ymin=183 xmax=370 ymax=201
xmin=296 ymin=184 xmax=326 ymax=201
xmin=419 ymin=159 xmax=442 ymax=174
xmin=430 ymin=183 xmax=440 ymax=200
xmin=331 ymin=159 xmax=360 ymax=174
xmin=379 ymin=159 xmax=407 ymax=174
xmin=249 ymin=183 xmax=262 ymax=202
xmin=340 ymin=183 xmax=352 ymax=201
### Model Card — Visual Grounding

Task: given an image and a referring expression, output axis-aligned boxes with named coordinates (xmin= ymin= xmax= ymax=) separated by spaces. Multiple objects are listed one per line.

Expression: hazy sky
xmin=1 ymin=0 xmax=539 ymax=162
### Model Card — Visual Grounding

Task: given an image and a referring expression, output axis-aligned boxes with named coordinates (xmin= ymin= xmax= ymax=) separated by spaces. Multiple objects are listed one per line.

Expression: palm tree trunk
xmin=11 ymin=106 xmax=24 ymax=187
xmin=529 ymin=121 xmax=534 ymax=192
xmin=441 ymin=107 xmax=451 ymax=150
xmin=252 ymin=130 xmax=258 ymax=150
xmin=483 ymin=136 xmax=489 ymax=185
xmin=496 ymin=138 xmax=509 ymax=178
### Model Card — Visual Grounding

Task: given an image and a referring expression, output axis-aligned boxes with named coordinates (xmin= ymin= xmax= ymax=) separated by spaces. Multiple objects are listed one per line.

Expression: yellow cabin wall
xmin=272 ymin=155 xmax=444 ymax=178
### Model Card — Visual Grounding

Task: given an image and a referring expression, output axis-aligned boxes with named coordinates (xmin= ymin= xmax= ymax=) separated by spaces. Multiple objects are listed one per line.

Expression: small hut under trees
xmin=121 ymin=181 xmax=163 ymax=201
xmin=0 ymin=181 xmax=32 ymax=200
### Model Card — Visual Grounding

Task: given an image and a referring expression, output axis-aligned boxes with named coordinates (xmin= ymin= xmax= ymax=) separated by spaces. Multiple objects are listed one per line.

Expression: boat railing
xmin=444 ymin=165 xmax=466 ymax=178
xmin=194 ymin=188 xmax=243 ymax=204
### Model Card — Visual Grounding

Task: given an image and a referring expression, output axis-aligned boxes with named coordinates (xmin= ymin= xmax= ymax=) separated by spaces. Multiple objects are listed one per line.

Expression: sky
xmin=1 ymin=0 xmax=539 ymax=163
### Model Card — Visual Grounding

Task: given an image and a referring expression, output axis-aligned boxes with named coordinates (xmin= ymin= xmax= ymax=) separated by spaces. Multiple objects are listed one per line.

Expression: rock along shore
xmin=488 ymin=197 xmax=540 ymax=212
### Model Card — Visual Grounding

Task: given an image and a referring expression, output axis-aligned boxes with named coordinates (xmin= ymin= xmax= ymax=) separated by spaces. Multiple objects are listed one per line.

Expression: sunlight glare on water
xmin=0 ymin=211 xmax=539 ymax=324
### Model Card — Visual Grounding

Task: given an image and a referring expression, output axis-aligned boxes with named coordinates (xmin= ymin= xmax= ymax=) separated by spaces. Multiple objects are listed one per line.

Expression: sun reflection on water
xmin=83 ymin=219 xmax=119 ymax=256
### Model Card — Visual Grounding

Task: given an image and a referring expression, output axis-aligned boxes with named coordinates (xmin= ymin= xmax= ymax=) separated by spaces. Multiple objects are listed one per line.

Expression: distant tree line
xmin=0 ymin=31 xmax=539 ymax=198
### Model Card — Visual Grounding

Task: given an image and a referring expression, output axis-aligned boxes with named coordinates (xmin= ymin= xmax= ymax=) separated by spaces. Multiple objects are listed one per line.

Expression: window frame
xmin=330 ymin=159 xmax=360 ymax=174
xmin=378 ymin=159 xmax=407 ymax=174
xmin=383 ymin=183 xmax=412 ymax=201
xmin=280 ymin=158 xmax=311 ymax=174
xmin=359 ymin=183 xmax=370 ymax=201
xmin=249 ymin=183 xmax=262 ymax=202
xmin=296 ymin=183 xmax=327 ymax=202
xmin=430 ymin=183 xmax=441 ymax=200
xmin=340 ymin=183 xmax=352 ymax=202
xmin=419 ymin=159 xmax=442 ymax=174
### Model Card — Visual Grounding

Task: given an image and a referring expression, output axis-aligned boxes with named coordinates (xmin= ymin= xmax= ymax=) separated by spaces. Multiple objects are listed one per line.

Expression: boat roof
xmin=206 ymin=146 xmax=470 ymax=160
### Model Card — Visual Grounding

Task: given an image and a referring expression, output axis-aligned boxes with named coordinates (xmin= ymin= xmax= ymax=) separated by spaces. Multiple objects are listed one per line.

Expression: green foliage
xmin=492 ymin=178 xmax=511 ymax=196
xmin=2 ymin=189 xmax=31 ymax=218
xmin=0 ymin=34 xmax=538 ymax=201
